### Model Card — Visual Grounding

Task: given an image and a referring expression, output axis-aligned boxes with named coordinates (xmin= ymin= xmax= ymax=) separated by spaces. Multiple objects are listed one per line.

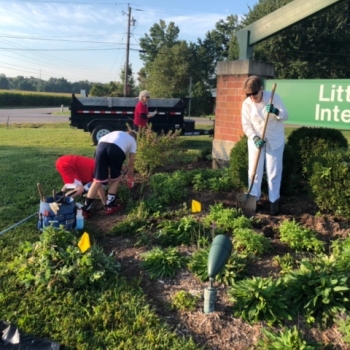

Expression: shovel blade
xmin=237 ymin=193 xmax=257 ymax=217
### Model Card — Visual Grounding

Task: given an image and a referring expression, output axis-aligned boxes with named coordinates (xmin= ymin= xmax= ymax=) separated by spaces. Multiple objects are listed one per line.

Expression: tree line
xmin=0 ymin=74 xmax=93 ymax=95
xmin=1 ymin=0 xmax=350 ymax=116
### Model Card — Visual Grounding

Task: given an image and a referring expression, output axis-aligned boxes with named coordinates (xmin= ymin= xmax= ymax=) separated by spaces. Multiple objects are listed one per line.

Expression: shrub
xmin=335 ymin=314 xmax=350 ymax=345
xmin=229 ymin=135 xmax=300 ymax=195
xmin=308 ymin=149 xmax=350 ymax=217
xmin=287 ymin=127 xmax=348 ymax=179
xmin=135 ymin=125 xmax=184 ymax=177
xmin=229 ymin=135 xmax=248 ymax=190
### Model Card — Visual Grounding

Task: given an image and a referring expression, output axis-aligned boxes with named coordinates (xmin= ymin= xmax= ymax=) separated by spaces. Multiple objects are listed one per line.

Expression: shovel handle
xmin=37 ymin=183 xmax=44 ymax=201
xmin=246 ymin=83 xmax=277 ymax=195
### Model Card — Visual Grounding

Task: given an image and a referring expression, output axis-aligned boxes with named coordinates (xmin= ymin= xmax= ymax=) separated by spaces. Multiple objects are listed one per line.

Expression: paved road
xmin=0 ymin=107 xmax=69 ymax=124
xmin=0 ymin=107 xmax=215 ymax=125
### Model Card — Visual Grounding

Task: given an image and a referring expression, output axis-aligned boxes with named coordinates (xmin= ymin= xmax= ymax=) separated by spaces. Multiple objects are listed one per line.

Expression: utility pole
xmin=188 ymin=76 xmax=192 ymax=117
xmin=123 ymin=4 xmax=132 ymax=97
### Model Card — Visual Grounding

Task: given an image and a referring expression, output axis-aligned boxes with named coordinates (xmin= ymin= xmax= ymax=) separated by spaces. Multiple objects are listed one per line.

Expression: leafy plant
xmin=112 ymin=201 xmax=150 ymax=235
xmin=149 ymin=171 xmax=189 ymax=205
xmin=285 ymin=258 xmax=350 ymax=327
xmin=279 ymin=219 xmax=325 ymax=253
xmin=11 ymin=226 xmax=120 ymax=292
xmin=308 ymin=149 xmax=350 ymax=218
xmin=135 ymin=125 xmax=184 ymax=177
xmin=287 ymin=126 xmax=348 ymax=179
xmin=171 ymin=290 xmax=200 ymax=311
xmin=188 ymin=248 xmax=247 ymax=286
xmin=335 ymin=313 xmax=350 ymax=345
xmin=202 ymin=202 xmax=240 ymax=233
xmin=141 ymin=247 xmax=187 ymax=280
xmin=229 ymin=276 xmax=293 ymax=326
xmin=233 ymin=228 xmax=271 ymax=256
xmin=272 ymin=253 xmax=299 ymax=274
xmin=155 ymin=216 xmax=208 ymax=246
xmin=258 ymin=326 xmax=317 ymax=349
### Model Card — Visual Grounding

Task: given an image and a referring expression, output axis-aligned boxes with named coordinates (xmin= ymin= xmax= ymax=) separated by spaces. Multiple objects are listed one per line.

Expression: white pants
xmin=247 ymin=141 xmax=284 ymax=203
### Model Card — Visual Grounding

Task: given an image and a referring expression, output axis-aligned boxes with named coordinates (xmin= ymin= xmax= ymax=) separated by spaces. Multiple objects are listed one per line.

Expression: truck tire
xmin=91 ymin=125 xmax=113 ymax=145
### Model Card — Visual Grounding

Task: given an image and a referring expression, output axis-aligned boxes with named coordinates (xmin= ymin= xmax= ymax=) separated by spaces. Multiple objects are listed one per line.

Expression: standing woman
xmin=241 ymin=75 xmax=289 ymax=215
xmin=133 ymin=90 xmax=158 ymax=131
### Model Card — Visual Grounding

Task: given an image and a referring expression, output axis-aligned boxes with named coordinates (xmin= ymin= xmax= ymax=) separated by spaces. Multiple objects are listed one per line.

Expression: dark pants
xmin=94 ymin=142 xmax=125 ymax=182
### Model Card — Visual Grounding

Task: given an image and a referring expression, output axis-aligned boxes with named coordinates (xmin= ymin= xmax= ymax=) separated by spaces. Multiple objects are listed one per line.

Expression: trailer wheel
xmin=91 ymin=125 xmax=113 ymax=145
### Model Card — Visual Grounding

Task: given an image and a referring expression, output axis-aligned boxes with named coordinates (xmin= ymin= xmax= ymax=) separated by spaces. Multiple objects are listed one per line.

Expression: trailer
xmin=69 ymin=94 xmax=214 ymax=145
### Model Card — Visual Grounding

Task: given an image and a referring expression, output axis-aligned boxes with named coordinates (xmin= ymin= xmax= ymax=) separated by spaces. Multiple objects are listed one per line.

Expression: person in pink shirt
xmin=133 ymin=90 xmax=158 ymax=131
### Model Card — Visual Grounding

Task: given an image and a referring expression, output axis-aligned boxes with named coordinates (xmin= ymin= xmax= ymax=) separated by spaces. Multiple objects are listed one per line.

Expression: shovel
xmin=237 ymin=83 xmax=277 ymax=217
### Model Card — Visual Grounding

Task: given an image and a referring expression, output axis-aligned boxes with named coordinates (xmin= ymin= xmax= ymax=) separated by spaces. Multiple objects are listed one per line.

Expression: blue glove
xmin=253 ymin=136 xmax=265 ymax=149
xmin=266 ymin=103 xmax=279 ymax=116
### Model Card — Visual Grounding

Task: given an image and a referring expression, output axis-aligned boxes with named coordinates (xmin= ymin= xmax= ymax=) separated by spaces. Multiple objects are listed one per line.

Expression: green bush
xmin=135 ymin=125 xmax=184 ymax=177
xmin=229 ymin=135 xmax=300 ymax=195
xmin=229 ymin=135 xmax=248 ymax=190
xmin=308 ymin=149 xmax=350 ymax=217
xmin=287 ymin=127 xmax=348 ymax=179
xmin=0 ymin=91 xmax=70 ymax=107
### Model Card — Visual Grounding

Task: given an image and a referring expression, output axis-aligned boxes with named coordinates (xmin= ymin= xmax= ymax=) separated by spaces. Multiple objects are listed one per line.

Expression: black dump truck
xmin=69 ymin=94 xmax=214 ymax=145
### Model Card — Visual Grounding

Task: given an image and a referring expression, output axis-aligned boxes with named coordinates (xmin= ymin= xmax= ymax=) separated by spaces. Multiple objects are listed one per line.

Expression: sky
xmin=0 ymin=0 xmax=258 ymax=84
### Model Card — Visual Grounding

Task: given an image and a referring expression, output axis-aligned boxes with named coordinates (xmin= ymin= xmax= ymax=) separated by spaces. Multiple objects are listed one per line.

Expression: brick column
xmin=212 ymin=60 xmax=275 ymax=168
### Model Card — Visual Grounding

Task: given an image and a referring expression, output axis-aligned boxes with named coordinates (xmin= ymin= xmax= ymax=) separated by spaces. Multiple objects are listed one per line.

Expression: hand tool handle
xmin=246 ymin=83 xmax=277 ymax=195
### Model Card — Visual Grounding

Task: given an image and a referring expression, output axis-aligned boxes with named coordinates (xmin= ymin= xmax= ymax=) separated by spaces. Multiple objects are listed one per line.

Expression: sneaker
xmin=82 ymin=209 xmax=93 ymax=219
xmin=105 ymin=204 xmax=122 ymax=215
xmin=269 ymin=200 xmax=280 ymax=216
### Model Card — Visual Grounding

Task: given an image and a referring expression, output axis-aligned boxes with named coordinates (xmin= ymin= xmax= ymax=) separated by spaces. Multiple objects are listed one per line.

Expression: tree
xmin=242 ymin=0 xmax=350 ymax=78
xmin=0 ymin=74 xmax=9 ymax=89
xmin=146 ymin=41 xmax=193 ymax=98
xmin=195 ymin=15 xmax=241 ymax=88
xmin=139 ymin=20 xmax=180 ymax=66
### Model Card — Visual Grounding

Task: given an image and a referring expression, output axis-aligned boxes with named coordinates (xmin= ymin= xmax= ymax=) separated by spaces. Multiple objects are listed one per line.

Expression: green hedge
xmin=0 ymin=91 xmax=71 ymax=107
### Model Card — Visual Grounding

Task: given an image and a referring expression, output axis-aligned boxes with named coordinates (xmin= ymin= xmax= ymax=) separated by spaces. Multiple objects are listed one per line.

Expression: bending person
xmin=82 ymin=131 xmax=137 ymax=218
xmin=55 ymin=155 xmax=106 ymax=204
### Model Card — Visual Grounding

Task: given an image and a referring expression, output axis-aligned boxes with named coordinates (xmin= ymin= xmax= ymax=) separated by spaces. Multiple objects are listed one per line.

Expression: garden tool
xmin=237 ymin=83 xmax=277 ymax=217
xmin=37 ymin=183 xmax=46 ymax=202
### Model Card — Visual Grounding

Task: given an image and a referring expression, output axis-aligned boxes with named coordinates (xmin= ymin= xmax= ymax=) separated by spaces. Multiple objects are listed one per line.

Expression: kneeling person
xmin=55 ymin=155 xmax=106 ymax=204
xmin=83 ymin=131 xmax=137 ymax=217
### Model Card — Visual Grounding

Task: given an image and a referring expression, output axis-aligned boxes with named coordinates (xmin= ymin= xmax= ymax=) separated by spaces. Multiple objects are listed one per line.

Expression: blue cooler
xmin=37 ymin=196 xmax=76 ymax=230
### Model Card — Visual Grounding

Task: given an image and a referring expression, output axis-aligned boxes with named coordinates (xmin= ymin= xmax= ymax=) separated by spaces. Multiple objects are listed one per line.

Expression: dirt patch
xmin=85 ymin=161 xmax=350 ymax=350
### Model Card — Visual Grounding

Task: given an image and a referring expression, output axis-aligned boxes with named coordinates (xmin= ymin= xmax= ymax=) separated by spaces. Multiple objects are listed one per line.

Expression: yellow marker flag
xmin=78 ymin=232 xmax=91 ymax=253
xmin=191 ymin=199 xmax=202 ymax=213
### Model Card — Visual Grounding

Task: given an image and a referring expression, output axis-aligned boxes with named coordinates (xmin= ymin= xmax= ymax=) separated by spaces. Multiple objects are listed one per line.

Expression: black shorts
xmin=94 ymin=142 xmax=125 ymax=182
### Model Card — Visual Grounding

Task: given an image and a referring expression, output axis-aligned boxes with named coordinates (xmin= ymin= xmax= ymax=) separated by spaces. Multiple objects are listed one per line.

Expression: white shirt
xmin=99 ymin=131 xmax=137 ymax=154
xmin=242 ymin=91 xmax=289 ymax=150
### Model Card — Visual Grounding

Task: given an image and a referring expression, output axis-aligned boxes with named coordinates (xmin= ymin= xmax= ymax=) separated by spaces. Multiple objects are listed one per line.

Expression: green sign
xmin=265 ymin=79 xmax=350 ymax=130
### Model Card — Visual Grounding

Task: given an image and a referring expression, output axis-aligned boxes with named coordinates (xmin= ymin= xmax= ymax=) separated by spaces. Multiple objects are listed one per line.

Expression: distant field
xmin=0 ymin=89 xmax=76 ymax=97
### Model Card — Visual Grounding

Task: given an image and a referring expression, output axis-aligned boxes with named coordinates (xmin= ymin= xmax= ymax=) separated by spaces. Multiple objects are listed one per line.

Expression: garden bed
xmin=87 ymin=159 xmax=350 ymax=350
